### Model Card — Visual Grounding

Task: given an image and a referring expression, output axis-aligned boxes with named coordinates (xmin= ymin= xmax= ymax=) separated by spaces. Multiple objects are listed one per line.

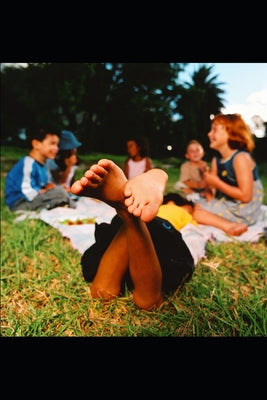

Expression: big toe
xmin=71 ymin=181 xmax=82 ymax=194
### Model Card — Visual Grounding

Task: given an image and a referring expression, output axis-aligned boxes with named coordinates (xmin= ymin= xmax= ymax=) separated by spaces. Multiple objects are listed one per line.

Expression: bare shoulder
xmin=235 ymin=151 xmax=253 ymax=162
xmin=234 ymin=151 xmax=254 ymax=168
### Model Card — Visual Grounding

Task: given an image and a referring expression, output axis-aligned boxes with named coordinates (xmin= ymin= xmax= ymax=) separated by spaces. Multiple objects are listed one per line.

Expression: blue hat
xmin=59 ymin=130 xmax=82 ymax=150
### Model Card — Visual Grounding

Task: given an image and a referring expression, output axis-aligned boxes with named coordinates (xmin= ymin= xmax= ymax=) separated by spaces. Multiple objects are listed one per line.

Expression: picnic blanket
xmin=15 ymin=197 xmax=267 ymax=266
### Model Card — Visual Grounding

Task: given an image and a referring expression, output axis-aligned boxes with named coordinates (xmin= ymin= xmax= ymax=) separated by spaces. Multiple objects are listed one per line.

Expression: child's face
xmin=208 ymin=122 xmax=228 ymax=151
xmin=127 ymin=140 xmax=140 ymax=157
xmin=34 ymin=134 xmax=60 ymax=160
xmin=185 ymin=143 xmax=204 ymax=162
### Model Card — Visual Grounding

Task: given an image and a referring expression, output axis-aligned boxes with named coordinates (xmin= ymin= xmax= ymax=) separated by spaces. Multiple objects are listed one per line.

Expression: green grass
xmin=1 ymin=147 xmax=267 ymax=337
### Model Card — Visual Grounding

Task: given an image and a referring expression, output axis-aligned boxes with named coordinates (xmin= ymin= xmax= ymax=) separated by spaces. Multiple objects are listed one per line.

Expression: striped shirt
xmin=4 ymin=156 xmax=49 ymax=209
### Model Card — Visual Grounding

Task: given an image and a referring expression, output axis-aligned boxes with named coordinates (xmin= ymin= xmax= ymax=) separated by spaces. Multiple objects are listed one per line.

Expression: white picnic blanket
xmin=15 ymin=197 xmax=267 ymax=266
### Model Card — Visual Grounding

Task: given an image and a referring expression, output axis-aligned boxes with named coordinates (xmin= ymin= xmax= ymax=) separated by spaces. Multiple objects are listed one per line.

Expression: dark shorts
xmin=81 ymin=215 xmax=194 ymax=294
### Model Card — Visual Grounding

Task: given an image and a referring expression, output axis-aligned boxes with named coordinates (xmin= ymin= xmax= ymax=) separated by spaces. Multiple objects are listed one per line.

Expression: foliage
xmin=1 ymin=62 xmax=228 ymax=159
xmin=174 ymin=65 xmax=226 ymax=158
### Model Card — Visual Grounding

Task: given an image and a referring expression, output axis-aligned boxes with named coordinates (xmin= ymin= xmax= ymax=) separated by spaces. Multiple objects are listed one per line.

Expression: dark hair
xmin=55 ymin=149 xmax=80 ymax=171
xmin=127 ymin=136 xmax=150 ymax=157
xmin=163 ymin=193 xmax=194 ymax=207
xmin=26 ymin=127 xmax=61 ymax=146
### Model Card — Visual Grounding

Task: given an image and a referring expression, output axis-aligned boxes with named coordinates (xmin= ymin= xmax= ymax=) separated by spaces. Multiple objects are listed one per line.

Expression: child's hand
xmin=39 ymin=182 xmax=56 ymax=193
xmin=200 ymin=189 xmax=214 ymax=201
xmin=203 ymin=171 xmax=219 ymax=187
xmin=199 ymin=162 xmax=209 ymax=173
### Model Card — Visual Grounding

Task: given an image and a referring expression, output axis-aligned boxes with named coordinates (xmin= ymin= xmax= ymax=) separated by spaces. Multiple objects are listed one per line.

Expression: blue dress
xmin=198 ymin=150 xmax=264 ymax=225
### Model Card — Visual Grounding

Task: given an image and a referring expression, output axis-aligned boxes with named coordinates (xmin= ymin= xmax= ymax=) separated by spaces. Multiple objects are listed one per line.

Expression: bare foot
xmin=193 ymin=204 xmax=249 ymax=236
xmin=71 ymin=159 xmax=127 ymax=209
xmin=124 ymin=169 xmax=168 ymax=222
xmin=71 ymin=160 xmax=168 ymax=222
xmin=227 ymin=223 xmax=248 ymax=236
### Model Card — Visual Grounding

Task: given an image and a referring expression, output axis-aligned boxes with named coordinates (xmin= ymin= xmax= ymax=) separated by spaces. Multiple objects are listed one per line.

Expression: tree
xmin=1 ymin=62 xmax=189 ymax=156
xmin=96 ymin=62 xmax=186 ymax=156
xmin=172 ymin=64 xmax=226 ymax=158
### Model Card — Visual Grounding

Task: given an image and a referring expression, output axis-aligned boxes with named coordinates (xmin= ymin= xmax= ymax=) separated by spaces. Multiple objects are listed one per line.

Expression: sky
xmin=179 ymin=63 xmax=267 ymax=137
xmin=2 ymin=62 xmax=267 ymax=137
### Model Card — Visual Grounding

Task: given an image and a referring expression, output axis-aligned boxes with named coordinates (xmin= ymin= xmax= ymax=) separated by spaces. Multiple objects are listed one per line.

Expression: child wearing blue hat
xmin=47 ymin=130 xmax=82 ymax=192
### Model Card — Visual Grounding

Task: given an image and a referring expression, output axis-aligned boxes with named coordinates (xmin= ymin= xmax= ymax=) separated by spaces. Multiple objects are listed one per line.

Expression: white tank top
xmin=127 ymin=158 xmax=147 ymax=179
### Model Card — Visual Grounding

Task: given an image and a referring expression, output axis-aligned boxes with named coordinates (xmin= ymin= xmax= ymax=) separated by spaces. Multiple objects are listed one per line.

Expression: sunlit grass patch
xmin=1 ymin=150 xmax=266 ymax=337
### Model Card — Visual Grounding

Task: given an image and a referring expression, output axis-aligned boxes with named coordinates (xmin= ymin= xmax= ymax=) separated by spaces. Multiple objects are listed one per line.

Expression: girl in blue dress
xmin=193 ymin=113 xmax=264 ymax=231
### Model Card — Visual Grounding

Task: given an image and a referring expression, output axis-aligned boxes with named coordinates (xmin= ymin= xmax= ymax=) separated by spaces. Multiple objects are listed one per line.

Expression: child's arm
xmin=204 ymin=153 xmax=254 ymax=202
xmin=39 ymin=182 xmax=56 ymax=193
xmin=145 ymin=157 xmax=153 ymax=171
xmin=179 ymin=162 xmax=207 ymax=191
xmin=123 ymin=158 xmax=130 ymax=178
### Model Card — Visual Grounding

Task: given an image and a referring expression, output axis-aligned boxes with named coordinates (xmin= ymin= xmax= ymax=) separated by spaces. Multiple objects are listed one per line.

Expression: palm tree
xmin=174 ymin=64 xmax=226 ymax=158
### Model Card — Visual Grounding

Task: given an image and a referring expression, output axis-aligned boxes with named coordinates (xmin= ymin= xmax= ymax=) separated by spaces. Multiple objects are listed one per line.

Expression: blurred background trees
xmin=1 ymin=62 xmax=265 ymax=161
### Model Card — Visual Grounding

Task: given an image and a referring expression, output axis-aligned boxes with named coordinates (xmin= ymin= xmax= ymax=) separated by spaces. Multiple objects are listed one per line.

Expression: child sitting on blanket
xmin=4 ymin=127 xmax=77 ymax=211
xmin=194 ymin=113 xmax=264 ymax=227
xmin=174 ymin=139 xmax=213 ymax=202
xmin=46 ymin=130 xmax=82 ymax=192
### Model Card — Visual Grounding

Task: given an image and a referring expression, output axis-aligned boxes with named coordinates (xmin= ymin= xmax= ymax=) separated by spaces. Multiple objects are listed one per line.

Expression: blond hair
xmin=186 ymin=139 xmax=204 ymax=155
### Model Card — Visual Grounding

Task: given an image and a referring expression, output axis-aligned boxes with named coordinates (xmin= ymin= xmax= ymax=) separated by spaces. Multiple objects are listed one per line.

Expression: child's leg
xmin=71 ymin=159 xmax=167 ymax=310
xmin=192 ymin=205 xmax=248 ymax=236
xmin=91 ymin=212 xmax=163 ymax=310
xmin=122 ymin=211 xmax=163 ymax=310
xmin=89 ymin=225 xmax=129 ymax=299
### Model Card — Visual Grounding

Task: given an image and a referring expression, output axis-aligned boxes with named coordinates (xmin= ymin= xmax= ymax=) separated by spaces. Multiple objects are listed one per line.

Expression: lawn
xmin=1 ymin=147 xmax=267 ymax=337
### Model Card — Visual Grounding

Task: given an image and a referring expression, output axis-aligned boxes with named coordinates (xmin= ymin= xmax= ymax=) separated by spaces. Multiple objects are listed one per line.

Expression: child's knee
xmin=132 ymin=291 xmax=163 ymax=311
xmin=90 ymin=283 xmax=120 ymax=300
